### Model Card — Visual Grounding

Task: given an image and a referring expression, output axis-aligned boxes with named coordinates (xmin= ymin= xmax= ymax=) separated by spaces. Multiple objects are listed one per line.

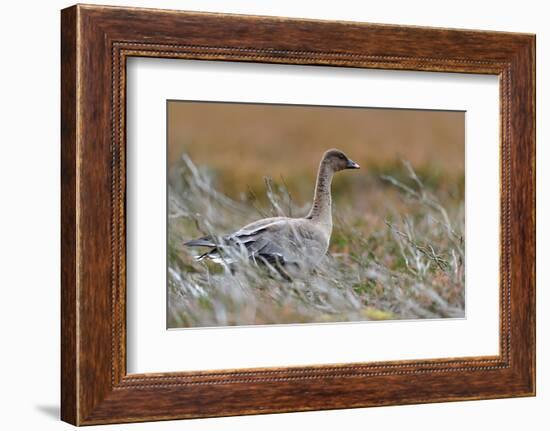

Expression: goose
xmin=184 ymin=149 xmax=360 ymax=278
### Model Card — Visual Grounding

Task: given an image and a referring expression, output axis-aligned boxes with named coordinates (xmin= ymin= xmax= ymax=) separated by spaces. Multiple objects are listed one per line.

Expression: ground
xmin=167 ymin=155 xmax=465 ymax=328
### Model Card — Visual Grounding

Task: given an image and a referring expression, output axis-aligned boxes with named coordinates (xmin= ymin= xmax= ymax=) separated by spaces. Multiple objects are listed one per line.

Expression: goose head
xmin=322 ymin=149 xmax=360 ymax=172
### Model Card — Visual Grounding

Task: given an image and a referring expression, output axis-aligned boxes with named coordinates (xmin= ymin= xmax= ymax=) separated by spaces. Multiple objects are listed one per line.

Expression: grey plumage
xmin=184 ymin=149 xmax=360 ymax=278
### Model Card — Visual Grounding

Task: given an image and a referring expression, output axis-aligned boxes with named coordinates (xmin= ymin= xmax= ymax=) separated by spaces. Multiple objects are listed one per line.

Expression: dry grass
xmin=167 ymin=155 xmax=465 ymax=328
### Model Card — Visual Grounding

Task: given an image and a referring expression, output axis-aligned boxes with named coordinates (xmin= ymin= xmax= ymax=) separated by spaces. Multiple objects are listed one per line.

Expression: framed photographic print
xmin=61 ymin=4 xmax=535 ymax=425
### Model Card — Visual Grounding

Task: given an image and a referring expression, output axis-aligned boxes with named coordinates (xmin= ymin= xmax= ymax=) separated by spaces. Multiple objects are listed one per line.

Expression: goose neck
xmin=307 ymin=161 xmax=334 ymax=225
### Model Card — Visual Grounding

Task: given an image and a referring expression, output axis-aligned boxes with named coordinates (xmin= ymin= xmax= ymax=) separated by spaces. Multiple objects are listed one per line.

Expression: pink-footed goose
xmin=184 ymin=149 xmax=360 ymax=278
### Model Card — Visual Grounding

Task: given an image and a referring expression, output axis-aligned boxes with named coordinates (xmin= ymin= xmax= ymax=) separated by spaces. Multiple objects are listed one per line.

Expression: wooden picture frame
xmin=61 ymin=4 xmax=535 ymax=425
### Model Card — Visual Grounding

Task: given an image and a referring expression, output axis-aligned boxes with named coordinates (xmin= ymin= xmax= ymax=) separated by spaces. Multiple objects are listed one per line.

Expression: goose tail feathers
xmin=184 ymin=236 xmax=216 ymax=248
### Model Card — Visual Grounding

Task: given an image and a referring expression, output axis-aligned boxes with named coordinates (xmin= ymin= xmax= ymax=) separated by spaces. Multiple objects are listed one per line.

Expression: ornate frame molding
xmin=61 ymin=5 xmax=535 ymax=425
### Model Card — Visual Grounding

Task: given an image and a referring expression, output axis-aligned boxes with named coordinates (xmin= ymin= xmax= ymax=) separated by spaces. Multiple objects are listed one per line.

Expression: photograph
xmin=167 ymin=101 xmax=466 ymax=328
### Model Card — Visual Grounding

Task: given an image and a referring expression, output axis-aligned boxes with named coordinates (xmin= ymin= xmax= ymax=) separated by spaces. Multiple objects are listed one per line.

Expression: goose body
xmin=184 ymin=149 xmax=360 ymax=276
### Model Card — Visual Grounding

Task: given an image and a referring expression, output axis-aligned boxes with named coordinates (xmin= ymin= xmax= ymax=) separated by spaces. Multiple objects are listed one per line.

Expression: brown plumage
xmin=184 ymin=149 xmax=360 ymax=277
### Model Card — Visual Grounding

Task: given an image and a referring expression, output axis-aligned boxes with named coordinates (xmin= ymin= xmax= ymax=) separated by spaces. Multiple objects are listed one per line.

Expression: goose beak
xmin=346 ymin=159 xmax=360 ymax=169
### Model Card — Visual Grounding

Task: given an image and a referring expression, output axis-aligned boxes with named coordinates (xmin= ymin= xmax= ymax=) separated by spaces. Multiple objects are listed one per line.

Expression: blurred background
xmin=168 ymin=101 xmax=464 ymax=210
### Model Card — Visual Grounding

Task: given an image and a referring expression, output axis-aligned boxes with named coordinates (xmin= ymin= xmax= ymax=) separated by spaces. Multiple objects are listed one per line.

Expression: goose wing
xmin=185 ymin=217 xmax=328 ymax=268
xmin=183 ymin=217 xmax=286 ymax=248
xmin=185 ymin=217 xmax=296 ymax=265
